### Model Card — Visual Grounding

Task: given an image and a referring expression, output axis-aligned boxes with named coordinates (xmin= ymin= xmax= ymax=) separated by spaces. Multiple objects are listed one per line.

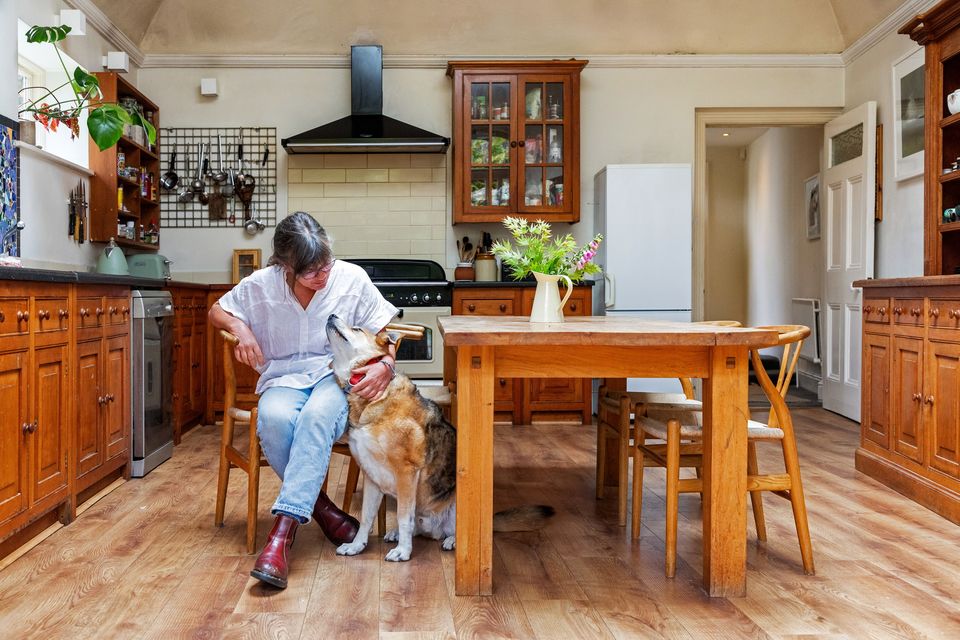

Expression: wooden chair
xmin=214 ymin=323 xmax=423 ymax=552
xmin=633 ymin=324 xmax=814 ymax=578
xmin=595 ymin=320 xmax=741 ymax=526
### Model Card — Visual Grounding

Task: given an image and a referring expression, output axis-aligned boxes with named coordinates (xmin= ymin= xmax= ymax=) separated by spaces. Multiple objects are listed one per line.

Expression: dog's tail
xmin=492 ymin=505 xmax=556 ymax=532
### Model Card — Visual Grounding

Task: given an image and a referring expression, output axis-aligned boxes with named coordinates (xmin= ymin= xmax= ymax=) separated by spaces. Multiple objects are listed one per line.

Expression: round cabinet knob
xmin=122 ymin=306 xmax=129 ymax=315
xmin=510 ymin=140 xmax=517 ymax=148
xmin=949 ymin=309 xmax=960 ymax=319
xmin=570 ymin=303 xmax=578 ymax=311
xmin=925 ymin=395 xmax=935 ymax=405
xmin=863 ymin=306 xmax=873 ymax=314
xmin=930 ymin=308 xmax=940 ymax=318
xmin=499 ymin=378 xmax=507 ymax=387
xmin=109 ymin=306 xmax=118 ymax=315
xmin=878 ymin=307 xmax=887 ymax=316
xmin=0 ymin=310 xmax=4 ymax=322
xmin=499 ymin=304 xmax=506 ymax=312
xmin=16 ymin=310 xmax=29 ymax=322
xmin=79 ymin=308 xmax=90 ymax=318
xmin=38 ymin=309 xmax=51 ymax=320
xmin=467 ymin=304 xmax=476 ymax=312
xmin=22 ymin=422 xmax=31 ymax=434
xmin=97 ymin=396 xmax=106 ymax=405
xmin=95 ymin=308 xmax=104 ymax=317
xmin=912 ymin=392 xmax=922 ymax=402
xmin=893 ymin=306 xmax=903 ymax=316
xmin=59 ymin=309 xmax=69 ymax=319
xmin=911 ymin=307 xmax=922 ymax=317
xmin=518 ymin=140 xmax=525 ymax=147
xmin=106 ymin=394 xmax=115 ymax=402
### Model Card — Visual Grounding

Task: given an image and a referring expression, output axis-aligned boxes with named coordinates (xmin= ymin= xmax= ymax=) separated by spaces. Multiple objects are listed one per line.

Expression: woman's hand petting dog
xmin=232 ymin=324 xmax=265 ymax=368
xmin=349 ymin=360 xmax=393 ymax=400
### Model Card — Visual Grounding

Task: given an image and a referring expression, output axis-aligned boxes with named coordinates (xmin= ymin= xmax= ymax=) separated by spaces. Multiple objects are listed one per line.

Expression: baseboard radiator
xmin=791 ymin=298 xmax=822 ymax=397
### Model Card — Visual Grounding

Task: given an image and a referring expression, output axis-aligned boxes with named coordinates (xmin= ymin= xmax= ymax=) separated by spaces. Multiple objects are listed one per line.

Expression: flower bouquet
xmin=491 ymin=217 xmax=602 ymax=282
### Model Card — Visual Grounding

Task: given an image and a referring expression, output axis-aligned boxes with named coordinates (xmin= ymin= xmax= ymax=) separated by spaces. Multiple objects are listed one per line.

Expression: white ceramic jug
xmin=949 ymin=90 xmax=960 ymax=115
xmin=529 ymin=272 xmax=573 ymax=323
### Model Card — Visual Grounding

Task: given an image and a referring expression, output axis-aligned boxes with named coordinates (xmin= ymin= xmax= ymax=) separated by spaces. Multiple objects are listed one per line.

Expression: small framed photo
xmin=892 ymin=47 xmax=925 ymax=181
xmin=232 ymin=249 xmax=261 ymax=284
xmin=804 ymin=174 xmax=820 ymax=240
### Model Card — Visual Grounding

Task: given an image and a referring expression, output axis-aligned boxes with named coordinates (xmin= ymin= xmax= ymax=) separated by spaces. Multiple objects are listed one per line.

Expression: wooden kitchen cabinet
xmin=446 ymin=60 xmax=587 ymax=224
xmin=168 ymin=287 xmax=207 ymax=443
xmin=856 ymin=279 xmax=960 ymax=524
xmin=73 ymin=285 xmax=130 ymax=498
xmin=450 ymin=285 xmax=593 ymax=424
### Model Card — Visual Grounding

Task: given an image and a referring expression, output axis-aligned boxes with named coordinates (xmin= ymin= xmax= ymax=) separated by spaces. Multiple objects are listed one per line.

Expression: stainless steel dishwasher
xmin=131 ymin=290 xmax=174 ymax=477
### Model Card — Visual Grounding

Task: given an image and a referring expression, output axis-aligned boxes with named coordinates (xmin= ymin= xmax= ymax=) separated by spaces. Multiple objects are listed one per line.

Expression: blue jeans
xmin=256 ymin=374 xmax=348 ymax=524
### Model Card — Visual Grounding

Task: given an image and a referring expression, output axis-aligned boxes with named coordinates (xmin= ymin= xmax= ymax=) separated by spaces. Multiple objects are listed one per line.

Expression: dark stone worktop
xmin=453 ymin=279 xmax=595 ymax=288
xmin=0 ymin=266 xmax=166 ymax=287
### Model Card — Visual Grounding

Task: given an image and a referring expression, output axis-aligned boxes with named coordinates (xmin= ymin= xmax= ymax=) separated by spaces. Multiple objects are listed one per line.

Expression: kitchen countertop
xmin=0 ymin=266 xmax=167 ymax=287
xmin=453 ymin=279 xmax=595 ymax=288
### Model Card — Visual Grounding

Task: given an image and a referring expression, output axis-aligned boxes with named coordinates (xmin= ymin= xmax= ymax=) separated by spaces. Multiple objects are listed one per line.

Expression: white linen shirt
xmin=217 ymin=261 xmax=397 ymax=395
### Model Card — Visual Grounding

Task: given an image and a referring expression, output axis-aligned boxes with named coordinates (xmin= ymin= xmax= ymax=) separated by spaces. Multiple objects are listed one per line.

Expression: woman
xmin=209 ymin=212 xmax=398 ymax=589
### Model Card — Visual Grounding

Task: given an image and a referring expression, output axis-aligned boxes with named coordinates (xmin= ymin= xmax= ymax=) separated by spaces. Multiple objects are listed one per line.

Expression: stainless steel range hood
xmin=281 ymin=46 xmax=449 ymax=154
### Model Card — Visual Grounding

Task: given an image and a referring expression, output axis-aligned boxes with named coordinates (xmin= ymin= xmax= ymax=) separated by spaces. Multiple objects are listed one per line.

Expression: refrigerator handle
xmin=604 ymin=272 xmax=615 ymax=308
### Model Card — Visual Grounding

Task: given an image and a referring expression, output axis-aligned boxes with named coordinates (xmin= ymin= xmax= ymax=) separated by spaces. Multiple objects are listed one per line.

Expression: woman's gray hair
xmin=268 ymin=212 xmax=334 ymax=276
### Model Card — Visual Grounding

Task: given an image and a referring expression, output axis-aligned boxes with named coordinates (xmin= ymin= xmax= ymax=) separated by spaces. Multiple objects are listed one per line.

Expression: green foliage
xmin=18 ymin=25 xmax=157 ymax=152
xmin=491 ymin=217 xmax=603 ymax=282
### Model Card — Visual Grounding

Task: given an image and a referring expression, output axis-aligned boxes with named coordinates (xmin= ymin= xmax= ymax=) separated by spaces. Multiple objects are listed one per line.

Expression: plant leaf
xmin=26 ymin=25 xmax=71 ymax=43
xmin=87 ymin=104 xmax=131 ymax=151
xmin=129 ymin=110 xmax=157 ymax=145
xmin=71 ymin=67 xmax=101 ymax=99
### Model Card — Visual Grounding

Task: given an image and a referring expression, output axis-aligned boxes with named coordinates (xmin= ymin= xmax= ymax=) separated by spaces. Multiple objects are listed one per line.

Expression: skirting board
xmin=855 ymin=448 xmax=960 ymax=526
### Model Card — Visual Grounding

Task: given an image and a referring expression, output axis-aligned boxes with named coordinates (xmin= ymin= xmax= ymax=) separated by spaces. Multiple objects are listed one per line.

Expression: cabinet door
xmin=32 ymin=344 xmax=69 ymax=504
xmin=104 ymin=335 xmax=129 ymax=460
xmin=459 ymin=74 xmax=518 ymax=218
xmin=892 ymin=336 xmax=924 ymax=463
xmin=862 ymin=332 xmax=891 ymax=449
xmin=191 ymin=309 xmax=205 ymax=415
xmin=927 ymin=339 xmax=960 ymax=478
xmin=517 ymin=75 xmax=575 ymax=216
xmin=0 ymin=351 xmax=28 ymax=523
xmin=75 ymin=340 xmax=104 ymax=479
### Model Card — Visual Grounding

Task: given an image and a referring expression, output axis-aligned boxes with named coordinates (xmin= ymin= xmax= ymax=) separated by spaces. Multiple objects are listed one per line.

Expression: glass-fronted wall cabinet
xmin=446 ymin=60 xmax=587 ymax=224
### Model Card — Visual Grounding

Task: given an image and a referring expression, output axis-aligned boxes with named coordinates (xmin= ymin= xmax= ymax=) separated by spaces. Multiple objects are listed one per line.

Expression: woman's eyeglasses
xmin=300 ymin=259 xmax=335 ymax=279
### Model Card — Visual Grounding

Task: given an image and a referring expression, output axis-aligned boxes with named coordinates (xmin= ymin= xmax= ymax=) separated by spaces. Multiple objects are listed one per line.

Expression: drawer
xmin=928 ymin=298 xmax=960 ymax=330
xmin=76 ymin=297 xmax=105 ymax=331
xmin=863 ymin=298 xmax=890 ymax=325
xmin=892 ymin=299 xmax=924 ymax=327
xmin=34 ymin=296 xmax=70 ymax=343
xmin=0 ymin=297 xmax=30 ymax=339
xmin=459 ymin=298 xmax=516 ymax=315
xmin=564 ymin=291 xmax=589 ymax=316
xmin=105 ymin=296 xmax=131 ymax=327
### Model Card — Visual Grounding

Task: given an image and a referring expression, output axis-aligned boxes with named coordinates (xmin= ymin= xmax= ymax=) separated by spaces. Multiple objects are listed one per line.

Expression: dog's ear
xmin=375 ymin=330 xmax=402 ymax=347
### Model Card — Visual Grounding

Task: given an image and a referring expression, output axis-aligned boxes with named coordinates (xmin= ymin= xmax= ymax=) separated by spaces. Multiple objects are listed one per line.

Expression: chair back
xmin=750 ymin=324 xmax=811 ymax=434
xmin=220 ymin=330 xmax=259 ymax=411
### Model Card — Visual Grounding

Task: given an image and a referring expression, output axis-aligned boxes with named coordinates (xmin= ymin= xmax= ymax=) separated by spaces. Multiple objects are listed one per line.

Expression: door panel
xmin=822 ymin=102 xmax=877 ymax=421
xmin=32 ymin=345 xmax=69 ymax=504
xmin=892 ymin=336 xmax=923 ymax=463
xmin=105 ymin=336 xmax=129 ymax=460
xmin=0 ymin=351 xmax=28 ymax=522
xmin=928 ymin=340 xmax=960 ymax=478
xmin=861 ymin=332 xmax=890 ymax=449
xmin=76 ymin=340 xmax=104 ymax=479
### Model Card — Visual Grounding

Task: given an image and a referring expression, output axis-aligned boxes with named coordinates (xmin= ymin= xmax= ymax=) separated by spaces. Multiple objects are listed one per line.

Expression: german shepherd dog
xmin=325 ymin=314 xmax=554 ymax=562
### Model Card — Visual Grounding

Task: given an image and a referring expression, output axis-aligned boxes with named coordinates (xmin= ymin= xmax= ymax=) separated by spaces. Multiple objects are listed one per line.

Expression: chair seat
xmin=636 ymin=415 xmax=784 ymax=441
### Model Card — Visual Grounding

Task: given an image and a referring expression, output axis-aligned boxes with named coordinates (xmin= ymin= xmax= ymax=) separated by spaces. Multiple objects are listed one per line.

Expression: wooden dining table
xmin=439 ymin=315 xmax=779 ymax=597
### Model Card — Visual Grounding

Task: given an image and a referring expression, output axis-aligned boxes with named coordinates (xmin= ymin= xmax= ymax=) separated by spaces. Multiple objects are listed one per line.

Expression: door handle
xmin=604 ymin=272 xmax=615 ymax=308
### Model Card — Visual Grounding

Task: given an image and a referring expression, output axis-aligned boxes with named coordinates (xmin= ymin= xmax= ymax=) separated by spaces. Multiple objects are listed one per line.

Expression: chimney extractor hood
xmin=282 ymin=46 xmax=449 ymax=154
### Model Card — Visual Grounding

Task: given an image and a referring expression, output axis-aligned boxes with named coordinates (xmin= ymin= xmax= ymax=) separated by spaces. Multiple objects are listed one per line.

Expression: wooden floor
xmin=2 ymin=408 xmax=960 ymax=639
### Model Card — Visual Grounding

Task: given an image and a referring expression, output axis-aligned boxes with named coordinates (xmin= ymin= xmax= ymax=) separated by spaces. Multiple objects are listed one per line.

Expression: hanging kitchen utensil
xmin=212 ymin=135 xmax=228 ymax=183
xmin=161 ymin=143 xmax=179 ymax=190
xmin=177 ymin=149 xmax=195 ymax=203
xmin=192 ymin=143 xmax=207 ymax=193
xmin=243 ymin=203 xmax=266 ymax=235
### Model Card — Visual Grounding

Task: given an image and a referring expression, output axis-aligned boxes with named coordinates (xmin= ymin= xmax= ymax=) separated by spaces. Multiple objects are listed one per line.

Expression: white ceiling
xmin=87 ymin=0 xmax=906 ymax=56
xmin=705 ymin=127 xmax=769 ymax=148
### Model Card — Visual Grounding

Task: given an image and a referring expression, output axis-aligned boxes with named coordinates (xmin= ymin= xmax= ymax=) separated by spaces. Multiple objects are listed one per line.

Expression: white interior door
xmin=821 ymin=102 xmax=876 ymax=421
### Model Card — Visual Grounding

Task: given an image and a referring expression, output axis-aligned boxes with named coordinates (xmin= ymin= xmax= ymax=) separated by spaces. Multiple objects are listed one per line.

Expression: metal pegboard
xmin=159 ymin=126 xmax=277 ymax=228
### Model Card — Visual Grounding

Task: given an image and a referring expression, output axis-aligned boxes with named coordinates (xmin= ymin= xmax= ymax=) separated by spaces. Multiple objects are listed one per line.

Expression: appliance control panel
xmin=378 ymin=285 xmax=451 ymax=307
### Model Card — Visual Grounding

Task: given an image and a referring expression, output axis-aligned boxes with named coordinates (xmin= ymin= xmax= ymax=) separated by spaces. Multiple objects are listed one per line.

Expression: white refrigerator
xmin=592 ymin=164 xmax=692 ymax=395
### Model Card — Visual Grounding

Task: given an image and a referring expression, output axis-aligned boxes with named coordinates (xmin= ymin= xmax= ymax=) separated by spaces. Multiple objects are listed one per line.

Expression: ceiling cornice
xmin=137 ymin=53 xmax=844 ymax=70
xmin=840 ymin=0 xmax=939 ymax=65
xmin=64 ymin=0 xmax=145 ymax=67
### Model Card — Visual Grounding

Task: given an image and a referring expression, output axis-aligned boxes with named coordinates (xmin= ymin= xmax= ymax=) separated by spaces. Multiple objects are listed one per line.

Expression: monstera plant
xmin=17 ymin=25 xmax=156 ymax=151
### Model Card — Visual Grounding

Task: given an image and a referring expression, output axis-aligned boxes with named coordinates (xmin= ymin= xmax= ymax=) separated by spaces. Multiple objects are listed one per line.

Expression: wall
xmin=845 ymin=29 xmax=925 ymax=277
xmin=1 ymin=0 xmax=17 ymax=120
xmin=138 ymin=64 xmax=843 ymax=281
xmin=704 ymin=146 xmax=747 ymax=323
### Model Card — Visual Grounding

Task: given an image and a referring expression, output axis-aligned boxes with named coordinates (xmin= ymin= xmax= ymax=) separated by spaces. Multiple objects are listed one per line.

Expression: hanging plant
xmin=17 ymin=25 xmax=156 ymax=151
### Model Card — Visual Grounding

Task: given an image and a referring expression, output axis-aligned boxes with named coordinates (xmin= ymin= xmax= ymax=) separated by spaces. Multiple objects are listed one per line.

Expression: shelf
xmin=118 ymin=174 xmax=140 ymax=188
xmin=141 ymin=198 xmax=160 ymax=207
xmin=113 ymin=237 xmax=158 ymax=251
xmin=117 ymin=210 xmax=138 ymax=220
xmin=119 ymin=136 xmax=159 ymax=161
xmin=940 ymin=112 xmax=960 ymax=128
xmin=940 ymin=220 xmax=960 ymax=233
xmin=938 ymin=170 xmax=960 ymax=183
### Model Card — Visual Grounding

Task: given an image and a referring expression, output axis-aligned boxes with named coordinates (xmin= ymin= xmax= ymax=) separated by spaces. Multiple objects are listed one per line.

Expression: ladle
xmin=160 ymin=143 xmax=178 ymax=190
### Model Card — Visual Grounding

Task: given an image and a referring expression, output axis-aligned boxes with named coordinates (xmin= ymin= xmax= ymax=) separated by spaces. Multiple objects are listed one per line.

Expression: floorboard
xmin=1 ymin=408 xmax=959 ymax=639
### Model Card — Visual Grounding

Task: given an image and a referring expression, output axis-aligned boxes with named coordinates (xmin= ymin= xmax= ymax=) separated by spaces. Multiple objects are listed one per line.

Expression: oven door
xmin=392 ymin=306 xmax=450 ymax=379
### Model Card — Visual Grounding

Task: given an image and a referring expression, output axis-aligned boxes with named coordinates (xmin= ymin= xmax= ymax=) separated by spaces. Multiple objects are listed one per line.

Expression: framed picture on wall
xmin=892 ymin=47 xmax=925 ymax=181
xmin=804 ymin=174 xmax=820 ymax=240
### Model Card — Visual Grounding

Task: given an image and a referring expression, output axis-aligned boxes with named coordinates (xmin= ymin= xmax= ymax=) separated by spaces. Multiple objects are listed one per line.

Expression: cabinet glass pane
xmin=470 ymin=169 xmax=489 ymax=206
xmin=546 ymin=167 xmax=564 ymax=206
xmin=471 ymin=126 xmax=489 ymax=165
xmin=524 ymin=124 xmax=543 ymax=163
xmin=546 ymin=125 xmax=563 ymax=163
xmin=546 ymin=82 xmax=564 ymax=120
xmin=525 ymin=167 xmax=543 ymax=205
xmin=491 ymin=125 xmax=510 ymax=165
xmin=525 ymin=83 xmax=543 ymax=120
xmin=491 ymin=83 xmax=510 ymax=121
xmin=491 ymin=168 xmax=510 ymax=207
xmin=470 ymin=83 xmax=490 ymax=120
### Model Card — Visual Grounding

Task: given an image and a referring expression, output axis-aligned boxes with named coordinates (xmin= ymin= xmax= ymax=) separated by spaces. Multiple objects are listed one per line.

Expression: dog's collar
xmin=347 ymin=356 xmax=387 ymax=387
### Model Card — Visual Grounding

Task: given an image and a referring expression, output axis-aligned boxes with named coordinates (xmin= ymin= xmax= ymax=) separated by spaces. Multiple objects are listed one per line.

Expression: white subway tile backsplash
xmin=346 ymin=168 xmax=389 ymax=183
xmin=410 ymin=154 xmax=446 ymax=168
xmin=389 ymin=197 xmax=433 ymax=211
xmin=324 ymin=183 xmax=369 ymax=197
xmin=367 ymin=183 xmax=411 ymax=197
xmin=302 ymin=168 xmax=346 ymax=183
xmin=288 ymin=156 xmax=326 ymax=168
xmin=411 ymin=210 xmax=445 ymax=225
xmin=288 ymin=169 xmax=303 ymax=183
xmin=389 ymin=168 xmax=433 ymax=183
xmin=431 ymin=168 xmax=446 ymax=182
xmin=323 ymin=155 xmax=368 ymax=169
xmin=368 ymin=155 xmax=411 ymax=168
xmin=410 ymin=182 xmax=445 ymax=197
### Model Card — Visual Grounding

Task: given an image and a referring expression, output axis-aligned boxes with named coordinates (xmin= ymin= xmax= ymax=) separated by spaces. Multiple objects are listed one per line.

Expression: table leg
xmin=602 ymin=378 xmax=626 ymax=488
xmin=701 ymin=345 xmax=748 ymax=597
xmin=455 ymin=345 xmax=495 ymax=596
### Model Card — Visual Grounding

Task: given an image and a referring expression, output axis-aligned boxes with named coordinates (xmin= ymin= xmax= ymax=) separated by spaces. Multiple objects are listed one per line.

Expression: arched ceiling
xmin=89 ymin=0 xmax=905 ymax=56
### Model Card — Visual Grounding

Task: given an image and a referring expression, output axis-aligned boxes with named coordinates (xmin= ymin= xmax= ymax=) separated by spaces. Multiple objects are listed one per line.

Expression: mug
xmin=948 ymin=89 xmax=960 ymax=115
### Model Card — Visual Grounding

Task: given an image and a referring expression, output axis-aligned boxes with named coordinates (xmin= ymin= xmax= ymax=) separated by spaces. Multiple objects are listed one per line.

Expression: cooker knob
xmin=423 ymin=294 xmax=432 ymax=303
xmin=410 ymin=294 xmax=419 ymax=304
xmin=435 ymin=293 xmax=443 ymax=304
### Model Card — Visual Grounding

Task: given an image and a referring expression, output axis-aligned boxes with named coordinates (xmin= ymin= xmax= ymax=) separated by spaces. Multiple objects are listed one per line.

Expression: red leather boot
xmin=312 ymin=491 xmax=360 ymax=545
xmin=250 ymin=514 xmax=298 ymax=589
